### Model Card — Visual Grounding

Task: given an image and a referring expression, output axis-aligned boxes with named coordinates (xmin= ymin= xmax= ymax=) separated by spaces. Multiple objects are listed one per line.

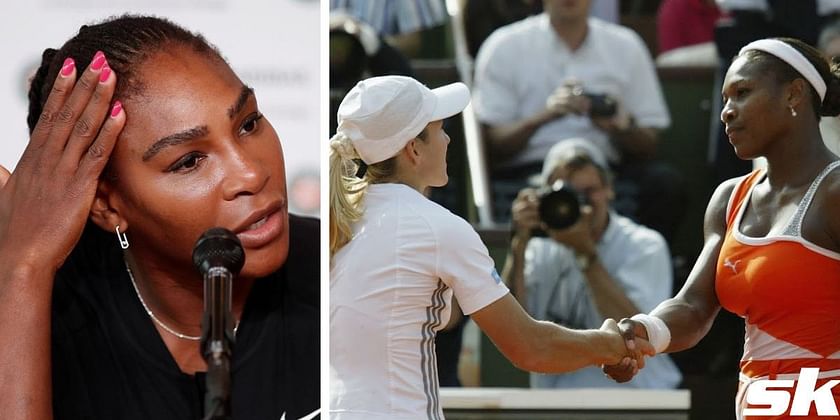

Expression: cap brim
xmin=429 ymin=82 xmax=470 ymax=121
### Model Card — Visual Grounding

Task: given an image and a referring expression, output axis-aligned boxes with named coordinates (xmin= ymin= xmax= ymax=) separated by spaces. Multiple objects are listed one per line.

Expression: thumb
xmin=0 ymin=165 xmax=10 ymax=189
xmin=600 ymin=318 xmax=618 ymax=332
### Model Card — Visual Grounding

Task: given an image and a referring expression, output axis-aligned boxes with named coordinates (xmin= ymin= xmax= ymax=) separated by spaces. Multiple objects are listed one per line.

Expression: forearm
xmin=484 ymin=110 xmax=556 ymax=162
xmin=517 ymin=320 xmax=620 ymax=373
xmin=584 ymin=262 xmax=640 ymax=321
xmin=473 ymin=294 xmax=624 ymax=375
xmin=0 ymin=260 xmax=55 ymax=420
xmin=611 ymin=125 xmax=658 ymax=160
xmin=649 ymin=296 xmax=720 ymax=353
xmin=501 ymin=235 xmax=529 ymax=307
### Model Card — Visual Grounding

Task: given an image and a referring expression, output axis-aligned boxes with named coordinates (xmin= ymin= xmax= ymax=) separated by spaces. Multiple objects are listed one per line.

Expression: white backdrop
xmin=0 ymin=0 xmax=321 ymax=215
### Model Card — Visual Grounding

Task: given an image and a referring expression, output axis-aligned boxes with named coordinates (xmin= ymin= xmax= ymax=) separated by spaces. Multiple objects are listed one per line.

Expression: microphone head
xmin=192 ymin=227 xmax=246 ymax=276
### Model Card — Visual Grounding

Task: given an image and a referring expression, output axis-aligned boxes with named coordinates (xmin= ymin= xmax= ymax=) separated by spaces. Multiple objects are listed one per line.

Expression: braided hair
xmin=27 ymin=14 xmax=223 ymax=133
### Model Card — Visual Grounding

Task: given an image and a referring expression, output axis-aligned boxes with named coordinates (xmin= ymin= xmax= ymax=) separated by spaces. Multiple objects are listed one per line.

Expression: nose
xmin=720 ymin=101 xmax=737 ymax=124
xmin=221 ymin=144 xmax=269 ymax=201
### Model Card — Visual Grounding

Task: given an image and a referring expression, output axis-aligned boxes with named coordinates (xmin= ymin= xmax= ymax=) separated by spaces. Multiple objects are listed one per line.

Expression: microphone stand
xmin=201 ymin=266 xmax=235 ymax=420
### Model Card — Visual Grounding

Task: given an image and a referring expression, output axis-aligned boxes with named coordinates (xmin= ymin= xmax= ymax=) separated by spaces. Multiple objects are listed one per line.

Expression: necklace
xmin=124 ymin=260 xmax=239 ymax=341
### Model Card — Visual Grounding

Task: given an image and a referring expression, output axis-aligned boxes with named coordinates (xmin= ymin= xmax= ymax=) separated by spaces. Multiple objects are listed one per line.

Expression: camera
xmin=583 ymin=93 xmax=617 ymax=118
xmin=532 ymin=180 xmax=589 ymax=237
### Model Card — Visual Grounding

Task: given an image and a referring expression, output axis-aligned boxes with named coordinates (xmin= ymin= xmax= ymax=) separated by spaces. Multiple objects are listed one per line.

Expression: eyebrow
xmin=228 ymin=85 xmax=255 ymax=119
xmin=142 ymin=126 xmax=209 ymax=161
xmin=142 ymin=85 xmax=255 ymax=162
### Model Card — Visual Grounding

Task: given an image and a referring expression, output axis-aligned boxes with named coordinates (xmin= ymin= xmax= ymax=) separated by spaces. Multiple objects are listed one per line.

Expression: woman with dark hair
xmin=0 ymin=15 xmax=318 ymax=420
xmin=605 ymin=37 xmax=840 ymax=418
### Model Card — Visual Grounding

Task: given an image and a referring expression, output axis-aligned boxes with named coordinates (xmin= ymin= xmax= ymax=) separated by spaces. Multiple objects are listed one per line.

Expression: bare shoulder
xmin=703 ymin=176 xmax=745 ymax=236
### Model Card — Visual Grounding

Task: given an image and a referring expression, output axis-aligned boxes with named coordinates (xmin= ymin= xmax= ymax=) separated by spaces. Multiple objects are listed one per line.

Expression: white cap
xmin=335 ymin=76 xmax=471 ymax=164
xmin=540 ymin=138 xmax=610 ymax=183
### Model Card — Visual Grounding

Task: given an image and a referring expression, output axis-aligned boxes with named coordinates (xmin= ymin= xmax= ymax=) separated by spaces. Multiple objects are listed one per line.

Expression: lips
xmin=725 ymin=126 xmax=743 ymax=137
xmin=233 ymin=201 xmax=286 ymax=249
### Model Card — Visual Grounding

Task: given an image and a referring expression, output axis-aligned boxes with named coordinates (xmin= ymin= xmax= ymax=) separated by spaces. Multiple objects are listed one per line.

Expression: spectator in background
xmin=503 ymin=140 xmax=681 ymax=389
xmin=473 ymin=0 xmax=684 ymax=243
xmin=330 ymin=0 xmax=449 ymax=57
xmin=657 ymin=0 xmax=722 ymax=55
xmin=464 ymin=0 xmax=618 ymax=59
xmin=819 ymin=19 xmax=840 ymax=156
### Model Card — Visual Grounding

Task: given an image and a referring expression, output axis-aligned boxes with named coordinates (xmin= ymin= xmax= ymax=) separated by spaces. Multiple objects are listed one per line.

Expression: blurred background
xmin=0 ymin=0 xmax=320 ymax=216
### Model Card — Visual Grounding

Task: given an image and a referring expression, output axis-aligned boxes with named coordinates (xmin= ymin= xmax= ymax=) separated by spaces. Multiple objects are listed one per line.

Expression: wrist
xmin=612 ymin=114 xmax=636 ymax=136
xmin=590 ymin=329 xmax=621 ymax=365
xmin=630 ymin=314 xmax=670 ymax=353
xmin=575 ymin=248 xmax=598 ymax=272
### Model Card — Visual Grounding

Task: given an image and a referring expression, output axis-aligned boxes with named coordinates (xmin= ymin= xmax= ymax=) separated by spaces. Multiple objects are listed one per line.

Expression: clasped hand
xmin=602 ymin=318 xmax=652 ymax=382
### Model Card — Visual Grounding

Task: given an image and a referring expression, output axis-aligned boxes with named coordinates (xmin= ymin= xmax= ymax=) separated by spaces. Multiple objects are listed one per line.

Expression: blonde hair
xmin=329 ymin=134 xmax=398 ymax=257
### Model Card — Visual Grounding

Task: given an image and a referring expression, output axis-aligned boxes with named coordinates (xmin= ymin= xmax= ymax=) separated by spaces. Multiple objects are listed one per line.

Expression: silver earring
xmin=790 ymin=106 xmax=797 ymax=117
xmin=115 ymin=225 xmax=129 ymax=250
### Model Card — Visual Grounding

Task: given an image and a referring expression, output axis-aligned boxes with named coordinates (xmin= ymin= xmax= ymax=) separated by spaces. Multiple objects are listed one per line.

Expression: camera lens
xmin=537 ymin=180 xmax=582 ymax=230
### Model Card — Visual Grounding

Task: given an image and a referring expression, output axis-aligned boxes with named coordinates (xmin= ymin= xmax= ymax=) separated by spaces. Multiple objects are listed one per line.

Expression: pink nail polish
xmin=110 ymin=101 xmax=123 ymax=118
xmin=91 ymin=51 xmax=106 ymax=71
xmin=99 ymin=65 xmax=111 ymax=83
xmin=60 ymin=58 xmax=75 ymax=77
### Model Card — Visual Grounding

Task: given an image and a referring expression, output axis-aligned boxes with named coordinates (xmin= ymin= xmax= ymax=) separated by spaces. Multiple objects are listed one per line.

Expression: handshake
xmin=598 ymin=315 xmax=669 ymax=383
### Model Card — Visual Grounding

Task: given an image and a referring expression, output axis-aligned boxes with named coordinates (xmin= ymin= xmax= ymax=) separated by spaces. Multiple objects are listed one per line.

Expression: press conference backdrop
xmin=0 ymin=0 xmax=320 ymax=216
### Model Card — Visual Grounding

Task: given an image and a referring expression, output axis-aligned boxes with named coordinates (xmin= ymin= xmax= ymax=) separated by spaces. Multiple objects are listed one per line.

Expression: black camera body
xmin=583 ymin=93 xmax=617 ymax=118
xmin=532 ymin=181 xmax=589 ymax=237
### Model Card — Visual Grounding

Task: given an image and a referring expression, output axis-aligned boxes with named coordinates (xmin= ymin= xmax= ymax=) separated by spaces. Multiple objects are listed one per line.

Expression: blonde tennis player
xmin=328 ymin=75 xmax=653 ymax=420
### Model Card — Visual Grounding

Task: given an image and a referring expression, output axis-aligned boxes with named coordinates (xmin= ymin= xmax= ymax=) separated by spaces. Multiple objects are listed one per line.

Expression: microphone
xmin=192 ymin=227 xmax=245 ymax=420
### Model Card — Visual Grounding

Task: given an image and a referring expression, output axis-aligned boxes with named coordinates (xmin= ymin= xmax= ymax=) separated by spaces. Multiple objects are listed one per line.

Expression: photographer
xmin=474 ymin=0 xmax=684 ymax=242
xmin=502 ymin=140 xmax=681 ymax=389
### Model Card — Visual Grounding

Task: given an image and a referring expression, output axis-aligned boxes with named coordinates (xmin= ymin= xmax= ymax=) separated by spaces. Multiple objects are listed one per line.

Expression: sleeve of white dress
xmin=434 ymin=215 xmax=510 ymax=315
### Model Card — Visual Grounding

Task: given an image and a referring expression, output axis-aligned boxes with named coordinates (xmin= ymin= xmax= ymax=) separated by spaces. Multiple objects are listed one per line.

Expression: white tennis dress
xmin=330 ymin=183 xmax=509 ymax=419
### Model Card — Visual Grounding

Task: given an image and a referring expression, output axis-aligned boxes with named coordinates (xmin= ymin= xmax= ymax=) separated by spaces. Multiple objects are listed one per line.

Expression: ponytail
xmin=328 ymin=133 xmax=398 ymax=258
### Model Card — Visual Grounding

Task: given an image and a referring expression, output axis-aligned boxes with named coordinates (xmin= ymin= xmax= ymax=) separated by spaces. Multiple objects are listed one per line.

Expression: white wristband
xmin=630 ymin=314 xmax=671 ymax=354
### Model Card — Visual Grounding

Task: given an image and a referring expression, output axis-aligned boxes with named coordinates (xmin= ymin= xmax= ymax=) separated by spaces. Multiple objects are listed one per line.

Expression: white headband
xmin=739 ymin=39 xmax=827 ymax=101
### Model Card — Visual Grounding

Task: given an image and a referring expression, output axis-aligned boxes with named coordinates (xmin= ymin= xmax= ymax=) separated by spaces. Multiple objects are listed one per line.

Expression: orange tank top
xmin=715 ymin=164 xmax=840 ymax=378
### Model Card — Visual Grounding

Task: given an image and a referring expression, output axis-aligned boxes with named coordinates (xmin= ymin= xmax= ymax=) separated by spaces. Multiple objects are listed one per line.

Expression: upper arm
xmin=819 ymin=171 xmax=840 ymax=250
xmin=622 ymin=34 xmax=670 ymax=129
xmin=664 ymin=177 xmax=739 ymax=317
xmin=433 ymin=214 xmax=509 ymax=315
xmin=473 ymin=32 xmax=519 ymax=124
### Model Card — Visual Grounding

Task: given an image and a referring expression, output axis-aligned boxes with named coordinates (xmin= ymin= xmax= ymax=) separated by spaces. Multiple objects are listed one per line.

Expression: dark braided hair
xmin=27 ymin=16 xmax=225 ymax=279
xmin=740 ymin=37 xmax=840 ymax=120
xmin=27 ymin=14 xmax=223 ymax=133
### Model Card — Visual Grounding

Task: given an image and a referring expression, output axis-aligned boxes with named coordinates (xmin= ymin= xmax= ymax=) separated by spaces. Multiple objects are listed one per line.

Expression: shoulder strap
xmin=781 ymin=161 xmax=840 ymax=237
xmin=725 ymin=169 xmax=765 ymax=228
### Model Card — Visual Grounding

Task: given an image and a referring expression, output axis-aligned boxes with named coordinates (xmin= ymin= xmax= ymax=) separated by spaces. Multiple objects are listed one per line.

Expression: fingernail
xmin=91 ymin=51 xmax=106 ymax=71
xmin=60 ymin=58 xmax=75 ymax=77
xmin=110 ymin=101 xmax=122 ymax=118
xmin=99 ymin=65 xmax=111 ymax=83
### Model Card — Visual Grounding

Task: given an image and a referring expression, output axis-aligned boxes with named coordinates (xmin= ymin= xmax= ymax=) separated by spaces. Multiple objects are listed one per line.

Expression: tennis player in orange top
xmin=603 ymin=37 xmax=840 ymax=419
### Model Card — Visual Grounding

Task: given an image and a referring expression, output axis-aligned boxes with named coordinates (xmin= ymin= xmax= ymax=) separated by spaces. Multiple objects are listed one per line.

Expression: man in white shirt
xmin=502 ymin=140 xmax=682 ymax=389
xmin=473 ymin=0 xmax=683 ymax=243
